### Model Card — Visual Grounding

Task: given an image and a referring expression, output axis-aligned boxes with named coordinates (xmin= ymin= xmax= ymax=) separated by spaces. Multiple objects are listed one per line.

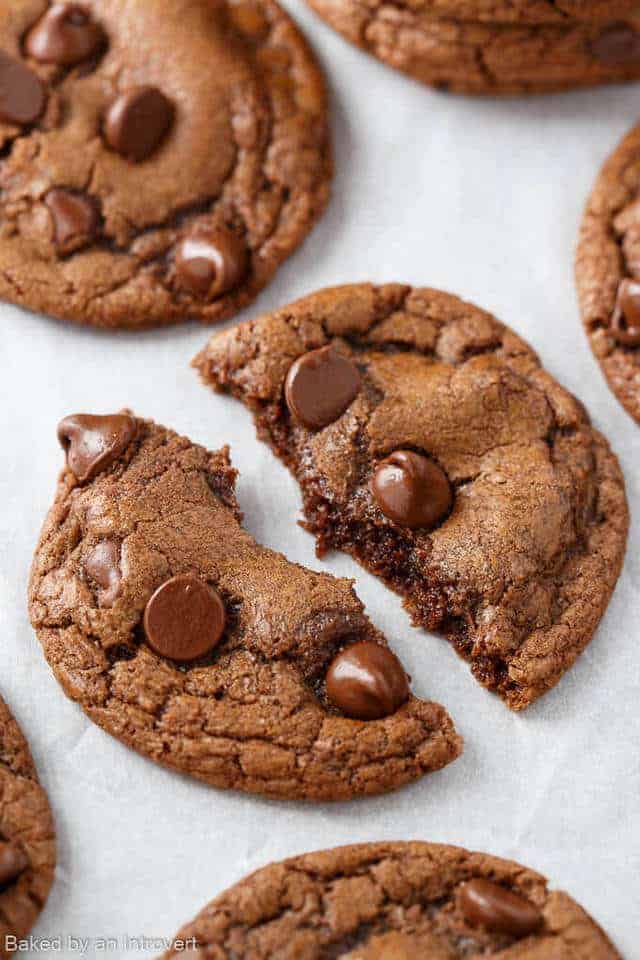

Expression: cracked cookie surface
xmin=194 ymin=283 xmax=628 ymax=710
xmin=328 ymin=0 xmax=640 ymax=26
xmin=0 ymin=696 xmax=56 ymax=958
xmin=160 ymin=841 xmax=621 ymax=958
xmin=576 ymin=120 xmax=640 ymax=425
xmin=28 ymin=412 xmax=461 ymax=801
xmin=0 ymin=0 xmax=331 ymax=329
xmin=305 ymin=2 xmax=640 ymax=94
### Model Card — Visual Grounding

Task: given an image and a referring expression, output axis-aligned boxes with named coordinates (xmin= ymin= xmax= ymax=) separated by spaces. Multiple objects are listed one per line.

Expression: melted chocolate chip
xmin=57 ymin=413 xmax=137 ymax=483
xmin=284 ymin=346 xmax=361 ymax=430
xmin=371 ymin=450 xmax=452 ymax=529
xmin=84 ymin=540 xmax=122 ymax=606
xmin=45 ymin=189 xmax=100 ymax=252
xmin=143 ymin=574 xmax=226 ymax=663
xmin=591 ymin=24 xmax=640 ymax=65
xmin=0 ymin=842 xmax=28 ymax=887
xmin=0 ymin=51 xmax=46 ymax=125
xmin=612 ymin=278 xmax=640 ymax=347
xmin=175 ymin=229 xmax=248 ymax=299
xmin=325 ymin=641 xmax=409 ymax=720
xmin=104 ymin=86 xmax=173 ymax=162
xmin=25 ymin=3 xmax=105 ymax=66
xmin=459 ymin=879 xmax=543 ymax=937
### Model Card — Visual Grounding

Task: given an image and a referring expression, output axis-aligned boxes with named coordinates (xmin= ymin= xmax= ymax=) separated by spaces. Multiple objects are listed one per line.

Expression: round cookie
xmin=576 ymin=120 xmax=640 ymax=425
xmin=195 ymin=283 xmax=629 ymax=710
xmin=305 ymin=3 xmax=640 ymax=94
xmin=29 ymin=412 xmax=461 ymax=802
xmin=0 ymin=1 xmax=331 ymax=329
xmin=0 ymin=696 xmax=56 ymax=957
xmin=160 ymin=841 xmax=621 ymax=958
xmin=344 ymin=0 xmax=640 ymax=26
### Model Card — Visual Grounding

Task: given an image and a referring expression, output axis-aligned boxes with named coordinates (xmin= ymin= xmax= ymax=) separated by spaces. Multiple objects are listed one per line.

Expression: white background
xmin=2 ymin=2 xmax=639 ymax=955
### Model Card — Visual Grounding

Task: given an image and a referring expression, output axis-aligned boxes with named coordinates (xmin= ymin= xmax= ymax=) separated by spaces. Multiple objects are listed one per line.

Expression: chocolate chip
xmin=45 ymin=188 xmax=100 ymax=252
xmin=612 ymin=278 xmax=640 ymax=346
xmin=84 ymin=540 xmax=122 ymax=606
xmin=591 ymin=24 xmax=640 ymax=65
xmin=371 ymin=451 xmax=452 ymax=530
xmin=459 ymin=879 xmax=543 ymax=937
xmin=104 ymin=86 xmax=174 ymax=163
xmin=57 ymin=413 xmax=137 ymax=483
xmin=325 ymin=641 xmax=409 ymax=720
xmin=175 ymin=229 xmax=248 ymax=298
xmin=0 ymin=842 xmax=28 ymax=887
xmin=284 ymin=346 xmax=361 ymax=430
xmin=25 ymin=3 xmax=105 ymax=66
xmin=143 ymin=574 xmax=226 ymax=663
xmin=0 ymin=51 xmax=45 ymax=125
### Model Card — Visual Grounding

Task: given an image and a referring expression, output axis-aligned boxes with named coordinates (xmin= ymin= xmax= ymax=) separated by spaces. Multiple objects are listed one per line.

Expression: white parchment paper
xmin=1 ymin=2 xmax=639 ymax=955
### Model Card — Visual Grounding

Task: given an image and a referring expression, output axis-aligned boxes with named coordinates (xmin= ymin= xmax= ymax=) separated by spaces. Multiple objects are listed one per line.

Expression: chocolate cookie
xmin=369 ymin=0 xmax=640 ymax=25
xmin=28 ymin=412 xmax=461 ymax=801
xmin=160 ymin=841 xmax=621 ymax=958
xmin=576 ymin=120 xmax=640 ymax=425
xmin=194 ymin=283 xmax=629 ymax=710
xmin=0 ymin=696 xmax=56 ymax=958
xmin=305 ymin=3 xmax=640 ymax=94
xmin=0 ymin=1 xmax=330 ymax=329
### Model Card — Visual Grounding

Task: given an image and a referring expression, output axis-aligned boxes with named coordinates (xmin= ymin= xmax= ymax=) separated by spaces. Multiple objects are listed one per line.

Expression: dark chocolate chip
xmin=0 ymin=51 xmax=45 ymax=125
xmin=175 ymin=229 xmax=248 ymax=298
xmin=325 ymin=641 xmax=409 ymax=720
xmin=25 ymin=3 xmax=105 ymax=66
xmin=143 ymin=574 xmax=226 ymax=663
xmin=284 ymin=346 xmax=361 ymax=430
xmin=459 ymin=879 xmax=544 ymax=937
xmin=371 ymin=450 xmax=452 ymax=529
xmin=591 ymin=24 xmax=640 ymax=65
xmin=612 ymin=278 xmax=640 ymax=347
xmin=0 ymin=842 xmax=28 ymax=887
xmin=104 ymin=86 xmax=173 ymax=163
xmin=84 ymin=540 xmax=122 ymax=607
xmin=57 ymin=413 xmax=137 ymax=484
xmin=45 ymin=188 xmax=100 ymax=252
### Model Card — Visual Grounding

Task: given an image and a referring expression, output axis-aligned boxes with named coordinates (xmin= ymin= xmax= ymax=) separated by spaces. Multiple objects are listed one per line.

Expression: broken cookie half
xmin=0 ymin=696 xmax=56 ymax=956
xmin=29 ymin=412 xmax=461 ymax=802
xmin=194 ymin=283 xmax=629 ymax=711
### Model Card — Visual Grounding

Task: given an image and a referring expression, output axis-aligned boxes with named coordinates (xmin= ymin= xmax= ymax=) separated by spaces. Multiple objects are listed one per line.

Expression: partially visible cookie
xmin=306 ymin=2 xmax=640 ymax=94
xmin=0 ymin=696 xmax=56 ymax=958
xmin=329 ymin=0 xmax=640 ymax=26
xmin=0 ymin=1 xmax=330 ymax=329
xmin=194 ymin=283 xmax=629 ymax=710
xmin=160 ymin=841 xmax=621 ymax=958
xmin=576 ymin=120 xmax=640 ymax=425
xmin=29 ymin=412 xmax=461 ymax=802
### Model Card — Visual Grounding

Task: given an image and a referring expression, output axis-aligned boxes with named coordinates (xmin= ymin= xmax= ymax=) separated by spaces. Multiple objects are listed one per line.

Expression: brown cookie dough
xmin=576 ymin=120 xmax=640 ymax=425
xmin=0 ymin=696 xmax=56 ymax=958
xmin=305 ymin=2 xmax=640 ymax=94
xmin=29 ymin=412 xmax=461 ymax=802
xmin=194 ymin=283 xmax=629 ymax=710
xmin=0 ymin=1 xmax=331 ymax=329
xmin=160 ymin=841 xmax=621 ymax=958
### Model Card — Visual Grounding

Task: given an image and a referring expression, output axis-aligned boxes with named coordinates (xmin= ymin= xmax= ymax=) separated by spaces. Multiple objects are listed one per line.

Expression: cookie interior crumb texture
xmin=160 ymin=841 xmax=622 ymax=958
xmin=0 ymin=697 xmax=56 ymax=958
xmin=0 ymin=0 xmax=331 ymax=329
xmin=194 ymin=283 xmax=629 ymax=711
xmin=28 ymin=411 xmax=461 ymax=802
